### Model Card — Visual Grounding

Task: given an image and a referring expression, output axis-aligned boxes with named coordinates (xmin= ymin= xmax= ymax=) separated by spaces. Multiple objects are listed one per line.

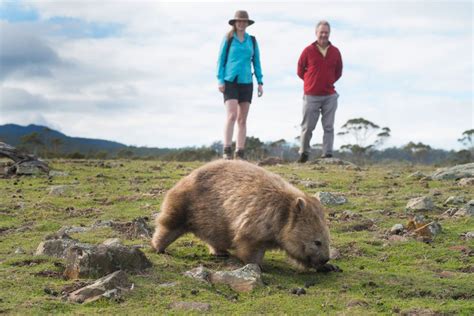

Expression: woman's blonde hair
xmin=226 ymin=25 xmax=237 ymax=40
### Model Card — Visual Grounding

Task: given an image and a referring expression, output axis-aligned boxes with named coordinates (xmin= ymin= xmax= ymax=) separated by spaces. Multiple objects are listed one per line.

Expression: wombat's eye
xmin=314 ymin=240 xmax=322 ymax=247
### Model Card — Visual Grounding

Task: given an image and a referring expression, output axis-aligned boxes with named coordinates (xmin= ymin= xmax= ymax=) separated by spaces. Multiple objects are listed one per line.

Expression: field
xmin=0 ymin=159 xmax=473 ymax=315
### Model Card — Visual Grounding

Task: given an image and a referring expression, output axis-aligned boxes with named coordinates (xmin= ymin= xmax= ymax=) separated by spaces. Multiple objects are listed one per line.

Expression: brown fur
xmin=151 ymin=160 xmax=330 ymax=268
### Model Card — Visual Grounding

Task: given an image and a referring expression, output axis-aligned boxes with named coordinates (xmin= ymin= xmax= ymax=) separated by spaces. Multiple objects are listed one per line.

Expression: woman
xmin=217 ymin=10 xmax=264 ymax=160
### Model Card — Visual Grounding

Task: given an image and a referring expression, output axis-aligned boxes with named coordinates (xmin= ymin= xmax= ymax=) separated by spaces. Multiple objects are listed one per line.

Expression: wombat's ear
xmin=294 ymin=197 xmax=306 ymax=214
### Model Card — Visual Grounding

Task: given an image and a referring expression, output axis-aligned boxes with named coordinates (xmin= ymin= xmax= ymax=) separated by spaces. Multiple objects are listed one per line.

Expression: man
xmin=297 ymin=20 xmax=343 ymax=163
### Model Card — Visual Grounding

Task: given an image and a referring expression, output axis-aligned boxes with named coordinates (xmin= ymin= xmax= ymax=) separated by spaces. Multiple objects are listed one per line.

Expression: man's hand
xmin=218 ymin=84 xmax=225 ymax=93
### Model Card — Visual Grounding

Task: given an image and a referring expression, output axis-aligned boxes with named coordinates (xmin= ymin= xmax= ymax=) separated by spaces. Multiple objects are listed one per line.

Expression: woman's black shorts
xmin=223 ymin=79 xmax=253 ymax=103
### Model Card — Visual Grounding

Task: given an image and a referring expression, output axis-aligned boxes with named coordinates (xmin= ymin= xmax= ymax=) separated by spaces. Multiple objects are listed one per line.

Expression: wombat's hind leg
xmin=208 ymin=245 xmax=230 ymax=257
xmin=151 ymin=225 xmax=185 ymax=253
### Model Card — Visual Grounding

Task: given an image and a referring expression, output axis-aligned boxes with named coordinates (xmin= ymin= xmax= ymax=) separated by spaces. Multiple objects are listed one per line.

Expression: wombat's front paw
xmin=316 ymin=263 xmax=342 ymax=273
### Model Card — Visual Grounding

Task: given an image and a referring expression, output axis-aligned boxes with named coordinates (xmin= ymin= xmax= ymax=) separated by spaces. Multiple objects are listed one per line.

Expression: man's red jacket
xmin=297 ymin=41 xmax=343 ymax=96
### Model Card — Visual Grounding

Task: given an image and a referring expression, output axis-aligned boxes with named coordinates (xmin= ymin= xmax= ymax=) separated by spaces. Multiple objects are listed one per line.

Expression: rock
xmin=16 ymin=161 xmax=48 ymax=175
xmin=290 ymin=288 xmax=306 ymax=295
xmin=315 ymin=192 xmax=348 ymax=205
xmin=458 ymin=177 xmax=474 ymax=186
xmin=63 ymin=243 xmax=152 ymax=279
xmin=210 ymin=264 xmax=263 ymax=292
xmin=67 ymin=270 xmax=132 ymax=304
xmin=257 ymin=157 xmax=284 ymax=166
xmin=459 ymin=200 xmax=474 ymax=216
xmin=412 ymin=221 xmax=442 ymax=242
xmin=102 ymin=238 xmax=122 ymax=247
xmin=169 ymin=302 xmax=211 ymax=312
xmin=184 ymin=264 xmax=263 ymax=292
xmin=408 ymin=171 xmax=426 ymax=179
xmin=312 ymin=158 xmax=359 ymax=168
xmin=299 ymin=180 xmax=327 ymax=188
xmin=339 ymin=210 xmax=362 ymax=220
xmin=58 ymin=226 xmax=91 ymax=235
xmin=444 ymin=196 xmax=465 ymax=205
xmin=48 ymin=185 xmax=72 ymax=196
xmin=111 ymin=217 xmax=153 ymax=239
xmin=49 ymin=170 xmax=69 ymax=177
xmin=406 ymin=196 xmax=434 ymax=212
xmin=461 ymin=232 xmax=474 ymax=240
xmin=390 ymin=224 xmax=405 ymax=235
xmin=183 ymin=266 xmax=211 ymax=283
xmin=35 ymin=236 xmax=82 ymax=259
xmin=431 ymin=162 xmax=474 ymax=180
xmin=441 ymin=208 xmax=459 ymax=218
xmin=329 ymin=247 xmax=341 ymax=260
xmin=14 ymin=247 xmax=26 ymax=254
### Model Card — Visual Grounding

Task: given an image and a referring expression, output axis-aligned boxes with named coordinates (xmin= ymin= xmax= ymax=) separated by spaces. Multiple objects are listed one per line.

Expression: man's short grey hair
xmin=316 ymin=20 xmax=331 ymax=32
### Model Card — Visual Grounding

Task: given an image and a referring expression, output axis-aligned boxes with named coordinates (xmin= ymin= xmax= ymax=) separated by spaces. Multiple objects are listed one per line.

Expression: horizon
xmin=0 ymin=122 xmax=468 ymax=152
xmin=0 ymin=1 xmax=472 ymax=151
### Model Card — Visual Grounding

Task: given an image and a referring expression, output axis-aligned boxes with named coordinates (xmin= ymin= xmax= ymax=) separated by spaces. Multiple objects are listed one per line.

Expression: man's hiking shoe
xmin=321 ymin=154 xmax=333 ymax=159
xmin=234 ymin=149 xmax=245 ymax=160
xmin=223 ymin=147 xmax=233 ymax=160
xmin=297 ymin=152 xmax=309 ymax=163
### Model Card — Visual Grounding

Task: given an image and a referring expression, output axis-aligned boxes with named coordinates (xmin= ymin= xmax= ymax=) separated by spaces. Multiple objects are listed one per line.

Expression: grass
xmin=0 ymin=159 xmax=473 ymax=315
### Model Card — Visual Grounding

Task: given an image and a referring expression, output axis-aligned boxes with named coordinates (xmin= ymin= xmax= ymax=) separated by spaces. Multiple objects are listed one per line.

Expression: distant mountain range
xmin=0 ymin=124 xmax=128 ymax=154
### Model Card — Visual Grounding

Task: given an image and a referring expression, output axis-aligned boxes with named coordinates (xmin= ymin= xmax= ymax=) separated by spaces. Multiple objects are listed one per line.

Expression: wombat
xmin=151 ymin=160 xmax=330 ymax=269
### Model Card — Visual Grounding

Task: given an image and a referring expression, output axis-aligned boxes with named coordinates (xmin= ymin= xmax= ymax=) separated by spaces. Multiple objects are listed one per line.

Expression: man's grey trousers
xmin=299 ymin=93 xmax=339 ymax=155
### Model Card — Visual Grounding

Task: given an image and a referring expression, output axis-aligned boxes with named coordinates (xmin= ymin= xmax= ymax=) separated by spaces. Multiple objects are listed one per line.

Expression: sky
xmin=0 ymin=0 xmax=472 ymax=150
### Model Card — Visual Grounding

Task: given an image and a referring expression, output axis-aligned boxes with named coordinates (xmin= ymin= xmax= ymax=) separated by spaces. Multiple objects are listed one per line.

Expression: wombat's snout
xmin=317 ymin=257 xmax=329 ymax=266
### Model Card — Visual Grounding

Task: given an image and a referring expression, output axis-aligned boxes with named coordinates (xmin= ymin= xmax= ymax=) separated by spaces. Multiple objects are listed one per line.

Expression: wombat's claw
xmin=316 ymin=263 xmax=342 ymax=273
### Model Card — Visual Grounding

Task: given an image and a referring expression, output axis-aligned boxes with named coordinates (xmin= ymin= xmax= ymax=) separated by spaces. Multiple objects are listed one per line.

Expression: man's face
xmin=316 ymin=25 xmax=330 ymax=45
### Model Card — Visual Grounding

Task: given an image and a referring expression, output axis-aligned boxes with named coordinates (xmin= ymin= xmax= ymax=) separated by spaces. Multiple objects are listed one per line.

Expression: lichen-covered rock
xmin=406 ymin=196 xmax=434 ymax=212
xmin=184 ymin=264 xmax=263 ymax=292
xmin=68 ymin=270 xmax=132 ymax=303
xmin=431 ymin=163 xmax=474 ymax=180
xmin=169 ymin=302 xmax=211 ymax=312
xmin=390 ymin=224 xmax=405 ymax=235
xmin=458 ymin=177 xmax=474 ymax=186
xmin=444 ymin=196 xmax=465 ymax=205
xmin=210 ymin=264 xmax=263 ymax=292
xmin=315 ymin=192 xmax=348 ymax=205
xmin=64 ymin=244 xmax=152 ymax=279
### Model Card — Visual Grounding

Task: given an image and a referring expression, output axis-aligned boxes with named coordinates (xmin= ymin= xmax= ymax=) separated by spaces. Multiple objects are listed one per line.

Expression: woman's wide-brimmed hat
xmin=228 ymin=10 xmax=255 ymax=26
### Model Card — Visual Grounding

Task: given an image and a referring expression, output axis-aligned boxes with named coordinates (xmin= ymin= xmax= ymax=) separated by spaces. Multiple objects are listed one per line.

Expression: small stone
xmin=315 ymin=192 xmax=348 ymax=205
xmin=14 ymin=247 xmax=26 ymax=254
xmin=408 ymin=171 xmax=426 ymax=179
xmin=67 ymin=270 xmax=132 ymax=304
xmin=458 ymin=177 xmax=474 ymax=186
xmin=102 ymin=238 xmax=122 ymax=247
xmin=210 ymin=264 xmax=263 ymax=292
xmin=48 ymin=185 xmax=72 ymax=196
xmin=169 ymin=302 xmax=211 ymax=312
xmin=441 ymin=208 xmax=459 ymax=217
xmin=183 ymin=266 xmax=211 ymax=283
xmin=390 ymin=224 xmax=404 ymax=235
xmin=444 ymin=196 xmax=465 ymax=205
xmin=406 ymin=196 xmax=434 ymax=212
xmin=461 ymin=232 xmax=474 ymax=240
xmin=329 ymin=247 xmax=341 ymax=260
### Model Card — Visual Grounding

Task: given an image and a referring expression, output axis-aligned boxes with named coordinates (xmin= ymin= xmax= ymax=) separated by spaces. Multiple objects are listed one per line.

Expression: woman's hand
xmin=218 ymin=84 xmax=225 ymax=93
xmin=257 ymin=84 xmax=263 ymax=97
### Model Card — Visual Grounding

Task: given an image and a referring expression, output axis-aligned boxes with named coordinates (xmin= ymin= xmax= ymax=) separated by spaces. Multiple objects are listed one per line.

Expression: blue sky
xmin=0 ymin=0 xmax=472 ymax=150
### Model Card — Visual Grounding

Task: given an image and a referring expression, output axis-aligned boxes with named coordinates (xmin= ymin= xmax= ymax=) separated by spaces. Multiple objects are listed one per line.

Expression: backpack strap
xmin=224 ymin=36 xmax=234 ymax=66
xmin=250 ymin=35 xmax=256 ymax=62
xmin=224 ymin=35 xmax=257 ymax=66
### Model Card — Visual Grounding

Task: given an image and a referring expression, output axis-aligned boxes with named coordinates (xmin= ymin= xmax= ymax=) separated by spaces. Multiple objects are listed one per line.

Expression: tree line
xmin=7 ymin=121 xmax=473 ymax=165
